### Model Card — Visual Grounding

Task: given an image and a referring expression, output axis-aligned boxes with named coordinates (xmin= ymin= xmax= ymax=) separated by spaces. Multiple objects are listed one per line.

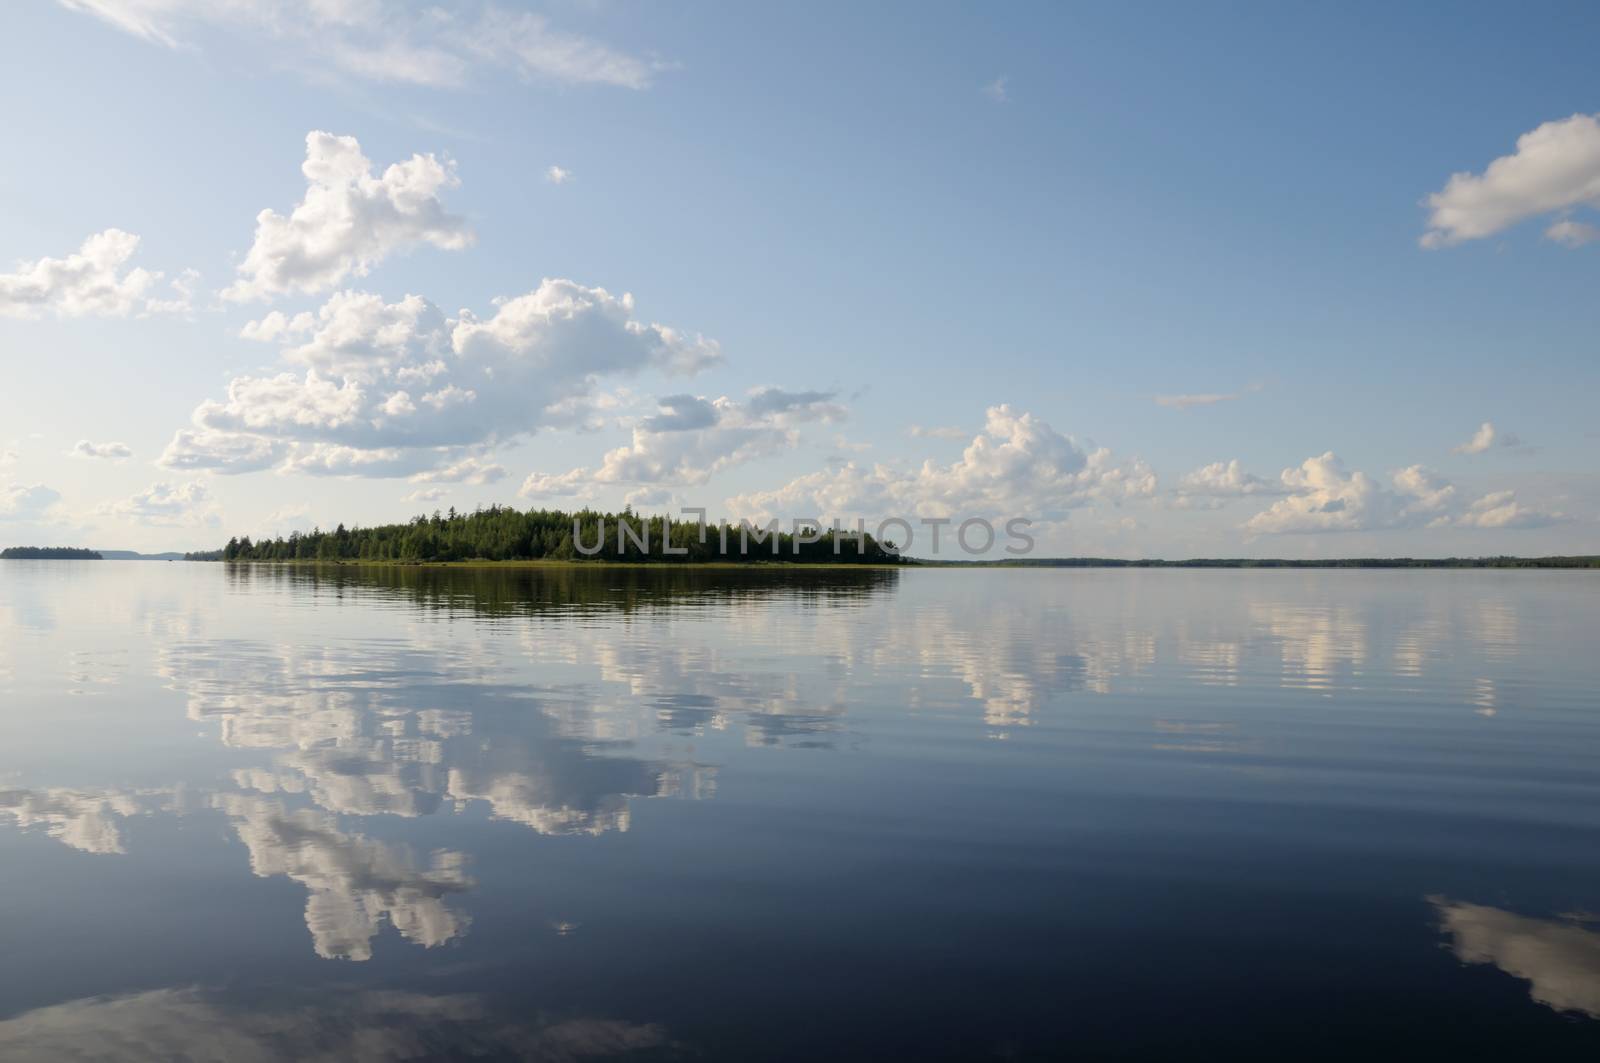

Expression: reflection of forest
xmin=224 ymin=561 xmax=902 ymax=618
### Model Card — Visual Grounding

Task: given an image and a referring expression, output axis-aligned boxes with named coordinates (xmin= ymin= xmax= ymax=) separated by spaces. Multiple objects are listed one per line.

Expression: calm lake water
xmin=1 ymin=562 xmax=1598 ymax=1059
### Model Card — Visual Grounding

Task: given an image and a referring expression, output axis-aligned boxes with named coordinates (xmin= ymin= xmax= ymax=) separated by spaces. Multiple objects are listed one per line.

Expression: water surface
xmin=1 ymin=562 xmax=1598 ymax=1059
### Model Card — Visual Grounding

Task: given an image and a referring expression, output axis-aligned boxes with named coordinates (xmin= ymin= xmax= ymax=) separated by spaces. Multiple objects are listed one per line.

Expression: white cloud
xmin=0 ymin=483 xmax=63 ymax=522
xmin=223 ymin=132 xmax=473 ymax=302
xmin=729 ymin=405 xmax=1156 ymax=522
xmin=70 ymin=440 xmax=132 ymax=461
xmin=1172 ymin=459 xmax=1287 ymax=507
xmin=409 ymin=456 xmax=506 ymax=485
xmin=546 ymin=164 xmax=572 ymax=185
xmin=1546 ymin=218 xmax=1600 ymax=248
xmin=403 ymin=486 xmax=449 ymax=504
xmin=523 ymin=388 xmax=844 ymax=492
xmin=99 ymin=481 xmax=216 ymax=526
xmin=56 ymin=1 xmax=669 ymax=91
xmin=518 ymin=468 xmax=591 ymax=500
xmin=1242 ymin=453 xmax=1555 ymax=534
xmin=158 ymin=430 xmax=283 ymax=475
xmin=240 ymin=309 xmax=314 ymax=342
xmin=981 ymin=76 xmax=1008 ymax=103
xmin=1243 ymin=453 xmax=1420 ymax=534
xmin=908 ymin=424 xmax=968 ymax=441
xmin=1453 ymin=421 xmax=1521 ymax=455
xmin=0 ymin=229 xmax=182 ymax=319
xmin=1421 ymin=112 xmax=1600 ymax=247
xmin=1453 ymin=490 xmax=1560 ymax=529
xmin=1155 ymin=392 xmax=1236 ymax=410
xmin=162 ymin=280 xmax=718 ymax=479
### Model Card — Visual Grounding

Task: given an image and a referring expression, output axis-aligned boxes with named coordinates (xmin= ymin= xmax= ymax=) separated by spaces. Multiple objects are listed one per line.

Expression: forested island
xmin=0 ymin=547 xmax=103 ymax=559
xmin=215 ymin=506 xmax=904 ymax=564
xmin=926 ymin=556 xmax=1600 ymax=568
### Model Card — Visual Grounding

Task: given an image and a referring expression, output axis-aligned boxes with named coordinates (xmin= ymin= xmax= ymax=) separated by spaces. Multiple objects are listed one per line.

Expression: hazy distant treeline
xmin=0 ymin=546 xmax=102 ymax=560
xmin=214 ymin=506 xmax=904 ymax=564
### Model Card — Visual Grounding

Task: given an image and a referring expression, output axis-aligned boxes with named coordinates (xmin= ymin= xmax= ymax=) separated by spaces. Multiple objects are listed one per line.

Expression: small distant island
xmin=1 ymin=547 xmax=103 ymax=560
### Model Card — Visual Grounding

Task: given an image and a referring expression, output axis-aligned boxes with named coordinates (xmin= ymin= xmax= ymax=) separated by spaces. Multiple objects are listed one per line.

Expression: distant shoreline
xmin=193 ymin=555 xmax=1600 ymax=570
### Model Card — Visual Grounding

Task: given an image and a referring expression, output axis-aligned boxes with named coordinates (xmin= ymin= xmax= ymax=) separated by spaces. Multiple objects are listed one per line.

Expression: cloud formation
xmin=57 ymin=1 xmax=669 ymax=91
xmin=1172 ymin=459 xmax=1287 ymax=508
xmin=224 ymin=132 xmax=472 ymax=301
xmin=1241 ymin=452 xmax=1556 ymax=534
xmin=0 ymin=229 xmax=182 ymax=319
xmin=0 ymin=483 xmax=62 ymax=522
xmin=726 ymin=405 xmax=1156 ymax=522
xmin=71 ymin=439 xmax=132 ymax=461
xmin=1421 ymin=112 xmax=1600 ymax=247
xmin=164 ymin=281 xmax=719 ymax=479
xmin=520 ymin=388 xmax=841 ymax=497
xmin=1453 ymin=421 xmax=1520 ymax=455
xmin=99 ymin=481 xmax=216 ymax=527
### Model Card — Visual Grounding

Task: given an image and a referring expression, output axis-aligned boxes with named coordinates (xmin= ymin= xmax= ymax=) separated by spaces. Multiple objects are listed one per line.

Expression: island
xmin=0 ymin=547 xmax=103 ymax=560
xmin=212 ymin=507 xmax=904 ymax=565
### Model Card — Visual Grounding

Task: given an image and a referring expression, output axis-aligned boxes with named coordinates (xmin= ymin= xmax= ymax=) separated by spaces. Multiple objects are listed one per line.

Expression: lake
xmin=1 ymin=562 xmax=1597 ymax=1059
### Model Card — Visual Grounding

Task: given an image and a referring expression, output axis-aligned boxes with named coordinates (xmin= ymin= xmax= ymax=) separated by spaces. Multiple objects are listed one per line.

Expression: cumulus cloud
xmin=99 ymin=481 xmax=216 ymax=527
xmin=727 ymin=405 xmax=1156 ymax=522
xmin=546 ymin=164 xmax=572 ymax=184
xmin=0 ymin=229 xmax=184 ymax=319
xmin=1242 ymin=452 xmax=1556 ymax=534
xmin=1453 ymin=421 xmax=1521 ymax=455
xmin=521 ymin=388 xmax=843 ymax=495
xmin=223 ymin=132 xmax=473 ymax=301
xmin=982 ymin=76 xmax=1008 ymax=103
xmin=409 ymin=456 xmax=506 ymax=485
xmin=70 ymin=439 xmax=132 ymax=461
xmin=57 ymin=1 xmax=670 ymax=91
xmin=159 ymin=430 xmax=283 ymax=475
xmin=0 ymin=483 xmax=62 ymax=522
xmin=1172 ymin=459 xmax=1287 ymax=507
xmin=1421 ymin=112 xmax=1600 ymax=248
xmin=1453 ymin=490 xmax=1560 ymax=529
xmin=162 ymin=280 xmax=719 ymax=479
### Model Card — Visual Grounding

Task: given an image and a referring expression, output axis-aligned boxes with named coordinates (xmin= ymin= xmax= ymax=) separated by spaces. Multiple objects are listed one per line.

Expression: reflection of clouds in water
xmin=1178 ymin=639 xmax=1241 ymax=688
xmin=162 ymin=639 xmax=693 ymax=833
xmin=0 ymin=985 xmax=670 ymax=1062
xmin=1251 ymin=603 xmax=1367 ymax=690
xmin=1432 ymin=896 xmax=1600 ymax=1018
xmin=214 ymin=793 xmax=473 ymax=961
xmin=0 ymin=787 xmax=174 ymax=855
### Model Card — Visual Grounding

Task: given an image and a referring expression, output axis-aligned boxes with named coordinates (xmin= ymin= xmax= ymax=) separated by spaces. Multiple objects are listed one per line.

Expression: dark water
xmin=1 ymin=562 xmax=1598 ymax=1060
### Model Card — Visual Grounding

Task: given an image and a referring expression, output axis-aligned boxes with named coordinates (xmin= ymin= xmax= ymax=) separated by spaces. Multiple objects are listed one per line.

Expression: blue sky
xmin=1 ymin=1 xmax=1596 ymax=556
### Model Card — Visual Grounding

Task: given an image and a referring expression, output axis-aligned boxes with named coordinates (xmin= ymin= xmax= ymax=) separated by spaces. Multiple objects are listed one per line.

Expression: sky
xmin=1 ymin=0 xmax=1597 ymax=558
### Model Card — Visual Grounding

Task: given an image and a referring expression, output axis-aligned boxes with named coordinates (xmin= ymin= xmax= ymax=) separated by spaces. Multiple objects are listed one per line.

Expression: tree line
xmin=215 ymin=507 xmax=904 ymax=564
xmin=0 ymin=546 xmax=102 ymax=559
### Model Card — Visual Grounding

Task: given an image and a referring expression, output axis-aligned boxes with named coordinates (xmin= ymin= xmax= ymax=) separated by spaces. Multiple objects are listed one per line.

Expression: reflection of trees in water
xmin=224 ymin=562 xmax=901 ymax=620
